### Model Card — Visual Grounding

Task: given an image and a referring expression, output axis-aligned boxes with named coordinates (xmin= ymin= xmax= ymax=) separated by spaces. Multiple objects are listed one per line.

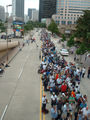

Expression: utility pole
xmin=6 ymin=4 xmax=12 ymax=63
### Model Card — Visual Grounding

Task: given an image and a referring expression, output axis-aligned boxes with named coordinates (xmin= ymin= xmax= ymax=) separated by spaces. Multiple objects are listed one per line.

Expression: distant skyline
xmin=0 ymin=0 xmax=39 ymax=14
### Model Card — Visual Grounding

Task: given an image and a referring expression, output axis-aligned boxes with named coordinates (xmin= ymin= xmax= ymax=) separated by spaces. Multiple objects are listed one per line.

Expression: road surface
xmin=0 ymin=30 xmax=41 ymax=120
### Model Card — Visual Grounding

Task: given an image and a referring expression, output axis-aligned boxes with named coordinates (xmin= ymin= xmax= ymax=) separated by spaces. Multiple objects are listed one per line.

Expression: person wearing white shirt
xmin=43 ymin=64 xmax=47 ymax=70
xmin=76 ymin=68 xmax=80 ymax=76
xmin=82 ymin=67 xmax=86 ymax=78
xmin=82 ymin=106 xmax=89 ymax=119
xmin=51 ymin=92 xmax=57 ymax=106
xmin=42 ymin=94 xmax=48 ymax=113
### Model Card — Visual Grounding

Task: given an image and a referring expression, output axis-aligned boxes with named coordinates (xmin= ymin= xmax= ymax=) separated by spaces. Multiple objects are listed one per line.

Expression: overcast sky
xmin=0 ymin=0 xmax=39 ymax=14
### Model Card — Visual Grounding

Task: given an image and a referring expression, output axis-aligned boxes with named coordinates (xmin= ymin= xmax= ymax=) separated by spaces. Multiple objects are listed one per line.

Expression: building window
xmin=61 ymin=21 xmax=66 ymax=25
xmin=74 ymin=21 xmax=77 ymax=24
xmin=55 ymin=21 xmax=58 ymax=24
xmin=56 ymin=21 xmax=59 ymax=24
xmin=67 ymin=21 xmax=72 ymax=25
xmin=60 ymin=11 xmax=63 ymax=13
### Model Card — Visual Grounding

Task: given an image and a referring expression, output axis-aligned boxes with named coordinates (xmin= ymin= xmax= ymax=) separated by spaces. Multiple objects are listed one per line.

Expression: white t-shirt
xmin=43 ymin=64 xmax=47 ymax=70
xmin=42 ymin=96 xmax=47 ymax=104
xmin=51 ymin=95 xmax=57 ymax=101
xmin=76 ymin=69 xmax=80 ymax=75
xmin=75 ymin=86 xmax=80 ymax=93
xmin=82 ymin=107 xmax=88 ymax=117
xmin=82 ymin=68 xmax=86 ymax=74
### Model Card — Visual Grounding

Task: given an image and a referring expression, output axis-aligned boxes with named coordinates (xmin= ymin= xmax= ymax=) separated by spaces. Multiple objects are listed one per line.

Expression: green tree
xmin=0 ymin=20 xmax=6 ymax=32
xmin=24 ymin=21 xmax=46 ymax=33
xmin=76 ymin=10 xmax=90 ymax=43
xmin=48 ymin=20 xmax=60 ymax=35
xmin=67 ymin=35 xmax=75 ymax=47
xmin=61 ymin=34 xmax=66 ymax=42
xmin=76 ymin=43 xmax=87 ymax=55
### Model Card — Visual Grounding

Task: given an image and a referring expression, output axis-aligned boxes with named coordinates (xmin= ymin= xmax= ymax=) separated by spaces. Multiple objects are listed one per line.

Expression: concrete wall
xmin=0 ymin=41 xmax=19 ymax=52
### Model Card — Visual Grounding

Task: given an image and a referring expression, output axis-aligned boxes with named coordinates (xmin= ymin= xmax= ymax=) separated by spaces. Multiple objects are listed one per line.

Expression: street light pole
xmin=6 ymin=4 xmax=12 ymax=63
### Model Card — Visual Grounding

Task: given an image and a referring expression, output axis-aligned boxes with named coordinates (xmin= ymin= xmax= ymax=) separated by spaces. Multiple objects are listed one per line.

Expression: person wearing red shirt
xmin=61 ymin=83 xmax=67 ymax=93
xmin=56 ymin=73 xmax=59 ymax=80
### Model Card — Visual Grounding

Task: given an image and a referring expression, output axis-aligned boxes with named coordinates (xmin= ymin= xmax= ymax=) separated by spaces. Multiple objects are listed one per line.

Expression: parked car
xmin=87 ymin=53 xmax=90 ymax=57
xmin=60 ymin=49 xmax=69 ymax=56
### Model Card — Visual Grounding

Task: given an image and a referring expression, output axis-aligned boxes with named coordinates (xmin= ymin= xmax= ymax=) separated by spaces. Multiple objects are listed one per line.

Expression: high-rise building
xmin=32 ymin=10 xmax=39 ymax=22
xmin=52 ymin=0 xmax=90 ymax=25
xmin=12 ymin=0 xmax=24 ymax=21
xmin=39 ymin=0 xmax=56 ymax=22
xmin=0 ymin=6 xmax=5 ymax=22
xmin=24 ymin=15 xmax=29 ymax=23
xmin=28 ymin=8 xmax=36 ymax=19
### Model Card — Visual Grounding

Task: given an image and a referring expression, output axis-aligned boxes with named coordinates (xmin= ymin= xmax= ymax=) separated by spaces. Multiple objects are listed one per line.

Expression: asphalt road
xmin=0 ymin=30 xmax=41 ymax=120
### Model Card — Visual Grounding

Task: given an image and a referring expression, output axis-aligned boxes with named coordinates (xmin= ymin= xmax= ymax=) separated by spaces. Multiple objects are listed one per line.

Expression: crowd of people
xmin=39 ymin=30 xmax=90 ymax=120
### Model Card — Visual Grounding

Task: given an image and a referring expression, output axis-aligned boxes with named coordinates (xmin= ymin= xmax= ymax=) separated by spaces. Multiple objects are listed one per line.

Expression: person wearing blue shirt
xmin=51 ymin=106 xmax=58 ymax=120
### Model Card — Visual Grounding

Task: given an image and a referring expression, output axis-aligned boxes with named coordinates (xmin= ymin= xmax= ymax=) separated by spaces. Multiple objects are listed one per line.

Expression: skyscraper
xmin=39 ymin=0 xmax=56 ymax=22
xmin=0 ymin=6 xmax=5 ymax=22
xmin=52 ymin=0 xmax=90 ymax=25
xmin=12 ymin=0 xmax=24 ymax=20
xmin=28 ymin=8 xmax=36 ymax=19
xmin=32 ymin=10 xmax=39 ymax=22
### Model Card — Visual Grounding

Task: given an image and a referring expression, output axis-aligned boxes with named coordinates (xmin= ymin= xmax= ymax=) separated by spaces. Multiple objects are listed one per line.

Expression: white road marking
xmin=18 ymin=55 xmax=29 ymax=79
xmin=18 ymin=69 xmax=23 ymax=79
xmin=0 ymin=105 xmax=8 ymax=120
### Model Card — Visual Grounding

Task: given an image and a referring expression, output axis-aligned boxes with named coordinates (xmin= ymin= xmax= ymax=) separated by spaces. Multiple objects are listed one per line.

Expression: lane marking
xmin=40 ymin=78 xmax=42 ymax=120
xmin=40 ymin=41 xmax=45 ymax=120
xmin=18 ymin=69 xmax=23 ymax=79
xmin=18 ymin=55 xmax=29 ymax=79
xmin=0 ymin=105 xmax=8 ymax=120
xmin=43 ymin=86 xmax=45 ymax=120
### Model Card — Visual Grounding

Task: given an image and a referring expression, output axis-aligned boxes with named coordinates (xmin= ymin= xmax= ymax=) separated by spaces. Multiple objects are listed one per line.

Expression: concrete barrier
xmin=0 ymin=41 xmax=19 ymax=52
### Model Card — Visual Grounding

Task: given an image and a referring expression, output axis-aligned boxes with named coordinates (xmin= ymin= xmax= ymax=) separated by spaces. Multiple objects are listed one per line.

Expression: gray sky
xmin=0 ymin=0 xmax=39 ymax=14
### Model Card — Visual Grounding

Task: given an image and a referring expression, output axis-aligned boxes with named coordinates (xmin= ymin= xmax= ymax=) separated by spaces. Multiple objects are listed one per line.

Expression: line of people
xmin=38 ymin=30 xmax=90 ymax=120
